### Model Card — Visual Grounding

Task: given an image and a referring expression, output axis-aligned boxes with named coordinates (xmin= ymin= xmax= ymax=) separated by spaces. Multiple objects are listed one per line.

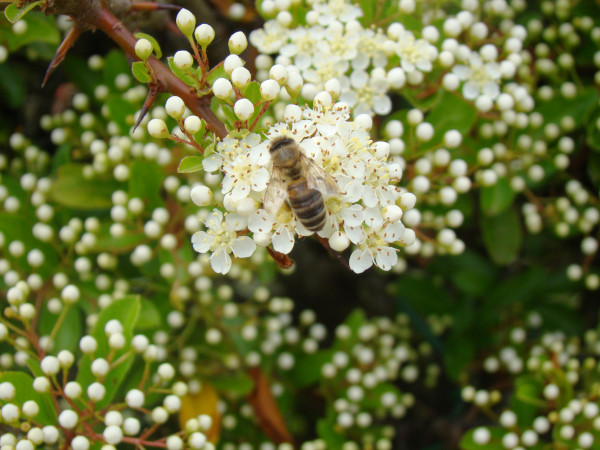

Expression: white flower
xmin=452 ymin=52 xmax=501 ymax=100
xmin=395 ymin=30 xmax=436 ymax=73
xmin=249 ymin=21 xmax=288 ymax=54
xmin=348 ymin=221 xmax=405 ymax=273
xmin=191 ymin=210 xmax=256 ymax=274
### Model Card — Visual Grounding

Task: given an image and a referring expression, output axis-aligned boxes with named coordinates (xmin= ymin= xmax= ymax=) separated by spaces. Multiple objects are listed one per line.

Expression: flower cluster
xmin=250 ymin=0 xmax=437 ymax=116
xmin=193 ymin=96 xmax=416 ymax=274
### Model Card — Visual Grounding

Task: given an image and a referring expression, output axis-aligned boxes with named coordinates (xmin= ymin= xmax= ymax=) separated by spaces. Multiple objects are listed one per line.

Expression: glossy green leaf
xmin=511 ymin=375 xmax=544 ymax=428
xmin=481 ymin=206 xmax=522 ymax=265
xmin=244 ymin=82 xmax=262 ymax=104
xmin=134 ymin=32 xmax=162 ymax=59
xmin=2 ymin=12 xmax=60 ymax=51
xmin=4 ymin=1 xmax=44 ymax=24
xmin=317 ymin=412 xmax=346 ymax=448
xmin=480 ymin=178 xmax=515 ymax=216
xmin=39 ymin=305 xmax=82 ymax=354
xmin=0 ymin=62 xmax=27 ymax=108
xmin=168 ymin=56 xmax=197 ymax=87
xmin=421 ymin=91 xmax=478 ymax=149
xmin=136 ymin=299 xmax=163 ymax=330
xmin=132 ymin=61 xmax=151 ymax=84
xmin=210 ymin=371 xmax=254 ymax=395
xmin=49 ymin=164 xmax=120 ymax=210
xmin=459 ymin=426 xmax=506 ymax=450
xmin=103 ymin=50 xmax=130 ymax=89
xmin=178 ymin=155 xmax=204 ymax=173
xmin=106 ymin=94 xmax=137 ymax=134
xmin=289 ymin=349 xmax=334 ymax=388
xmin=0 ymin=372 xmax=57 ymax=425
xmin=76 ymin=296 xmax=140 ymax=409
xmin=129 ymin=160 xmax=165 ymax=209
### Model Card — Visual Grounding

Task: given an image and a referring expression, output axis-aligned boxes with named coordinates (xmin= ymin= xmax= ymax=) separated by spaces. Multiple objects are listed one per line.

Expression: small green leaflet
xmin=132 ymin=61 xmax=151 ymax=84
xmin=134 ymin=32 xmax=163 ymax=59
xmin=178 ymin=155 xmax=204 ymax=173
xmin=4 ymin=0 xmax=44 ymax=23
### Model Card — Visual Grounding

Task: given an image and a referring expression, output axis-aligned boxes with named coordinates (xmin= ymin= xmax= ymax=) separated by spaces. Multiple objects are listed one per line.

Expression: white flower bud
xmin=195 ymin=24 xmax=215 ymax=47
xmin=231 ymin=66 xmax=251 ymax=89
xmin=41 ymin=356 xmax=60 ymax=376
xmin=58 ymin=410 xmax=78 ymax=429
xmin=228 ymin=31 xmax=248 ymax=54
xmin=329 ymin=231 xmax=350 ymax=252
xmin=283 ymin=104 xmax=302 ymax=122
xmin=184 ymin=115 xmax=202 ymax=134
xmin=212 ymin=78 xmax=233 ymax=100
xmin=87 ymin=382 xmax=106 ymax=401
xmin=285 ymin=72 xmax=303 ymax=97
xmin=269 ymin=64 xmax=288 ymax=85
xmin=224 ymin=54 xmax=243 ymax=76
xmin=135 ymin=38 xmax=153 ymax=61
xmin=148 ymin=119 xmax=170 ymax=139
xmin=173 ymin=51 xmax=193 ymax=70
xmin=176 ymin=9 xmax=196 ymax=37
xmin=324 ymin=78 xmax=341 ymax=98
xmin=126 ymin=389 xmax=145 ymax=408
xmin=165 ymin=96 xmax=186 ymax=121
xmin=314 ymin=91 xmax=333 ymax=109
xmin=191 ymin=185 xmax=213 ymax=206
xmin=234 ymin=98 xmax=254 ymax=121
xmin=260 ymin=79 xmax=280 ymax=101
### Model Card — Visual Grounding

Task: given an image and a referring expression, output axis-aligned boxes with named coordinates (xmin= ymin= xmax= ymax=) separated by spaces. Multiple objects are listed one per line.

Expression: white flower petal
xmin=232 ymin=236 xmax=256 ymax=258
xmin=248 ymin=209 xmax=274 ymax=233
xmin=349 ymin=248 xmax=373 ymax=273
xmin=345 ymin=225 xmax=365 ymax=244
xmin=225 ymin=213 xmax=248 ymax=231
xmin=210 ymin=248 xmax=232 ymax=274
xmin=202 ymin=154 xmax=224 ymax=172
xmin=272 ymin=226 xmax=295 ymax=254
xmin=341 ymin=204 xmax=364 ymax=227
xmin=251 ymin=168 xmax=270 ymax=192
xmin=191 ymin=231 xmax=213 ymax=253
xmin=363 ymin=186 xmax=379 ymax=208
xmin=375 ymin=246 xmax=397 ymax=271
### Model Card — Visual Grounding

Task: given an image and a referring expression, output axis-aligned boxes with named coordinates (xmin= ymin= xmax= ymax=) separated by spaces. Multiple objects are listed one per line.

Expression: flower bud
xmin=165 ymin=96 xmax=185 ymax=121
xmin=195 ymin=24 xmax=215 ymax=47
xmin=176 ymin=9 xmax=196 ymax=37
xmin=135 ymin=38 xmax=153 ymax=61
xmin=234 ymin=98 xmax=254 ymax=121
xmin=148 ymin=119 xmax=170 ymax=139
xmin=173 ymin=50 xmax=193 ymax=70
xmin=184 ymin=116 xmax=202 ymax=134
xmin=212 ymin=78 xmax=233 ymax=100
xmin=224 ymin=54 xmax=244 ymax=76
xmin=285 ymin=72 xmax=303 ymax=98
xmin=260 ymin=79 xmax=280 ymax=101
xmin=269 ymin=64 xmax=288 ymax=85
xmin=228 ymin=31 xmax=248 ymax=54
xmin=231 ymin=67 xmax=251 ymax=89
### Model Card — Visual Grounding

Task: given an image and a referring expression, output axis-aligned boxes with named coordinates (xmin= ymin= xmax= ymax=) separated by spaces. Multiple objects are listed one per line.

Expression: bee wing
xmin=263 ymin=168 xmax=288 ymax=215
xmin=300 ymin=154 xmax=339 ymax=195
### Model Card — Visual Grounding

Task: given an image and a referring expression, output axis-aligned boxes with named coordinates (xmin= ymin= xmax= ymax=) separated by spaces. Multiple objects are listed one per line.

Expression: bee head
xmin=269 ymin=136 xmax=296 ymax=154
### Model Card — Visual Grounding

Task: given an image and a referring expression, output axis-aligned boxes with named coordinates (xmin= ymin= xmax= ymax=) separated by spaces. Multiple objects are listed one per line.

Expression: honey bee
xmin=264 ymin=136 xmax=339 ymax=232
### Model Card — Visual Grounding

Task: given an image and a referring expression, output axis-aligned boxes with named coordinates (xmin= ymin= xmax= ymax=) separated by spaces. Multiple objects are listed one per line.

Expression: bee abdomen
xmin=288 ymin=184 xmax=326 ymax=232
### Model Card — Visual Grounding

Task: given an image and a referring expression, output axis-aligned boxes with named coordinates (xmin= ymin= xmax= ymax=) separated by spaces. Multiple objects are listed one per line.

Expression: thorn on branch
xmin=42 ymin=25 xmax=83 ymax=88
xmin=133 ymin=83 xmax=161 ymax=133
xmin=266 ymin=247 xmax=295 ymax=270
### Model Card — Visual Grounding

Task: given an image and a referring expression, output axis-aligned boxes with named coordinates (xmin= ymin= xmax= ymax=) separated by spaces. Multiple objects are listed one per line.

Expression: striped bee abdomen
xmin=287 ymin=180 xmax=327 ymax=231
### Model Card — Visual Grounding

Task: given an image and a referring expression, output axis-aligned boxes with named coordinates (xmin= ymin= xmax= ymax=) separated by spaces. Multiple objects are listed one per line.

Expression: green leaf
xmin=39 ymin=305 xmax=82 ymax=354
xmin=134 ymin=32 xmax=162 ymax=59
xmin=2 ymin=12 xmax=60 ymax=51
xmin=0 ymin=372 xmax=57 ymax=426
xmin=317 ymin=412 xmax=346 ymax=448
xmin=128 ymin=160 xmax=165 ymax=209
xmin=106 ymin=94 xmax=137 ymax=134
xmin=210 ymin=371 xmax=254 ymax=395
xmin=587 ymin=106 xmax=600 ymax=152
xmin=459 ymin=426 xmax=506 ymax=450
xmin=76 ymin=296 xmax=141 ymax=408
xmin=289 ymin=349 xmax=334 ymax=388
xmin=511 ymin=375 xmax=544 ymax=428
xmin=167 ymin=56 xmax=197 ymax=87
xmin=206 ymin=64 xmax=227 ymax=86
xmin=421 ymin=91 xmax=478 ymax=150
xmin=178 ymin=155 xmax=204 ymax=173
xmin=49 ymin=164 xmax=120 ymax=210
xmin=131 ymin=61 xmax=151 ymax=84
xmin=136 ymin=299 xmax=163 ymax=330
xmin=480 ymin=178 xmax=515 ymax=216
xmin=103 ymin=50 xmax=130 ymax=89
xmin=244 ymin=82 xmax=262 ymax=104
xmin=0 ymin=62 xmax=27 ymax=108
xmin=481 ymin=206 xmax=522 ymax=265
xmin=4 ymin=1 xmax=44 ymax=23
